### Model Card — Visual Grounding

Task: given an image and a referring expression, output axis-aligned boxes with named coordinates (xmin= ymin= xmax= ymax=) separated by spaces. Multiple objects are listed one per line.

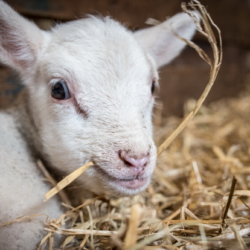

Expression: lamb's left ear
xmin=0 ymin=1 xmax=45 ymax=73
xmin=134 ymin=12 xmax=199 ymax=68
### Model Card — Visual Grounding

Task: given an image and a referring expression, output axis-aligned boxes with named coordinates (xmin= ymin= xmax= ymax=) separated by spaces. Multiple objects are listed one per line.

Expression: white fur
xmin=0 ymin=1 xmax=198 ymax=249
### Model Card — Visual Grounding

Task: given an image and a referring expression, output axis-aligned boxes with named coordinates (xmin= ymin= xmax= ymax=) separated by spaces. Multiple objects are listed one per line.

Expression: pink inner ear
xmin=0 ymin=16 xmax=38 ymax=71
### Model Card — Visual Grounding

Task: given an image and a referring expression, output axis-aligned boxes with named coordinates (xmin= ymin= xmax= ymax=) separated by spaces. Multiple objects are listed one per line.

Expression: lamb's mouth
xmin=94 ymin=164 xmax=149 ymax=189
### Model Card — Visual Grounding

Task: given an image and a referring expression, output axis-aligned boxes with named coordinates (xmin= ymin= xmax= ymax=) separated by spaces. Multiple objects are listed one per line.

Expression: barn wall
xmin=1 ymin=0 xmax=250 ymax=116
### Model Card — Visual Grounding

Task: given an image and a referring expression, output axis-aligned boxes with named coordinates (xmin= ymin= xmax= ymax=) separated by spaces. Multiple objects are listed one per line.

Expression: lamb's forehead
xmin=52 ymin=16 xmax=132 ymax=42
xmin=43 ymin=16 xmax=154 ymax=82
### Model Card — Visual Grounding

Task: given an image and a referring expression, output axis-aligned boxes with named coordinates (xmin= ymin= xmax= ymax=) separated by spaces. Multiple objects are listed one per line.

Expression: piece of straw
xmin=219 ymin=176 xmax=237 ymax=234
xmin=124 ymin=204 xmax=142 ymax=249
xmin=157 ymin=0 xmax=222 ymax=156
xmin=37 ymin=159 xmax=71 ymax=205
xmin=44 ymin=162 xmax=93 ymax=201
xmin=0 ymin=214 xmax=48 ymax=227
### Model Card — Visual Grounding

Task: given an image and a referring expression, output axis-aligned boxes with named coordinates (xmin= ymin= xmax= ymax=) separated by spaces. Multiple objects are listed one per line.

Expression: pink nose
xmin=119 ymin=150 xmax=149 ymax=169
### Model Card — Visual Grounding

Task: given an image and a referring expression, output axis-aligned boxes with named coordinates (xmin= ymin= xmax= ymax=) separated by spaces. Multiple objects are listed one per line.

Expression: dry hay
xmin=39 ymin=82 xmax=250 ymax=249
xmin=36 ymin=85 xmax=250 ymax=250
xmin=3 ymin=0 xmax=250 ymax=249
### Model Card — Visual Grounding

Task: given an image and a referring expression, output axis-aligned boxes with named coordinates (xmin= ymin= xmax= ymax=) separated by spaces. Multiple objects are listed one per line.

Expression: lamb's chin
xmin=102 ymin=175 xmax=151 ymax=197
xmin=90 ymin=164 xmax=150 ymax=195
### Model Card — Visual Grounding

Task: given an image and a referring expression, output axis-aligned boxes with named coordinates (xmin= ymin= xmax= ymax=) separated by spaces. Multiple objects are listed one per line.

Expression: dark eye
xmin=151 ymin=80 xmax=155 ymax=94
xmin=51 ymin=80 xmax=71 ymax=100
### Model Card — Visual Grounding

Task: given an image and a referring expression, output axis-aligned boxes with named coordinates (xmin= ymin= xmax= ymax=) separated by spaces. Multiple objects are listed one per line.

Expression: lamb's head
xmin=0 ymin=1 xmax=198 ymax=196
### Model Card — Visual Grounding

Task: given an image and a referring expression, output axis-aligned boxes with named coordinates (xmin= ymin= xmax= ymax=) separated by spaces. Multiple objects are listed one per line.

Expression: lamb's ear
xmin=134 ymin=12 xmax=199 ymax=68
xmin=0 ymin=1 xmax=45 ymax=73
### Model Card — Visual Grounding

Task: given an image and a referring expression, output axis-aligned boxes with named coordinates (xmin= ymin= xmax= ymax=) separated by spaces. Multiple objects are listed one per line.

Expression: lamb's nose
xmin=119 ymin=150 xmax=149 ymax=169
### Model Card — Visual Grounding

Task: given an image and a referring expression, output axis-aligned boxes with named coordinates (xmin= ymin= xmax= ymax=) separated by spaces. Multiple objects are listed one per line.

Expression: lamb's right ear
xmin=0 ymin=1 xmax=45 ymax=73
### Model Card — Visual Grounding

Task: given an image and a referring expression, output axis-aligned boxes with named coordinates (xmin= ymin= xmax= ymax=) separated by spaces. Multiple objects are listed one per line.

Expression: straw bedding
xmin=37 ymin=78 xmax=250 ymax=249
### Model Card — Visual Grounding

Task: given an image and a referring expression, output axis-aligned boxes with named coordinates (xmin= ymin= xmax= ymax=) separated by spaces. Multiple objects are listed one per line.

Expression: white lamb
xmin=0 ymin=1 xmax=198 ymax=249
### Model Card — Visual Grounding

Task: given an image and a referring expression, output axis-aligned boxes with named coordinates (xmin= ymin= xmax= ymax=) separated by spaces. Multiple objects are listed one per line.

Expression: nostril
xmin=118 ymin=150 xmax=150 ymax=168
xmin=123 ymin=159 xmax=133 ymax=167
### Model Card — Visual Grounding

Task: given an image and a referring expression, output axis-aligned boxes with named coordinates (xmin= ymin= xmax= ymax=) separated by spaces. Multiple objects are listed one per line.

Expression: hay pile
xmin=39 ymin=79 xmax=250 ymax=250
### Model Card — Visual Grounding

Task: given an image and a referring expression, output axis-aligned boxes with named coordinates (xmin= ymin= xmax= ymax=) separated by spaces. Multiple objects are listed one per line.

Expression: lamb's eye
xmin=51 ymin=80 xmax=71 ymax=100
xmin=151 ymin=80 xmax=156 ymax=94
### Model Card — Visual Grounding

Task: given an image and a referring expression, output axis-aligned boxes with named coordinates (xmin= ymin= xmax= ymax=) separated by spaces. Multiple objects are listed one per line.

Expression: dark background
xmin=1 ymin=0 xmax=250 ymax=116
